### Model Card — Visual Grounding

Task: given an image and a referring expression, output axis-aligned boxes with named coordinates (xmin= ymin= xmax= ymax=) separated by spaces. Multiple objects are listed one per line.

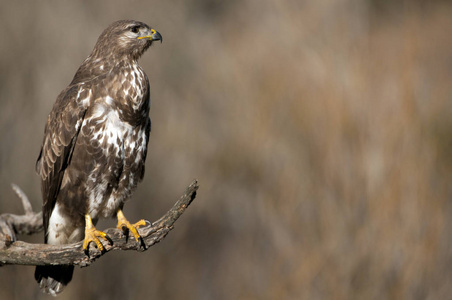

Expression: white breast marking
xmin=86 ymin=104 xmax=136 ymax=218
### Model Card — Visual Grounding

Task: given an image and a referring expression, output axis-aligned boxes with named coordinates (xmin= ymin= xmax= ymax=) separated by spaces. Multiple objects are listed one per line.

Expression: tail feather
xmin=35 ymin=265 xmax=74 ymax=296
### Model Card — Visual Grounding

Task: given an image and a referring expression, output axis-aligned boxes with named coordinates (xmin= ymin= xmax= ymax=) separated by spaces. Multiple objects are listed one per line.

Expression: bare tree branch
xmin=0 ymin=184 xmax=43 ymax=248
xmin=11 ymin=183 xmax=34 ymax=215
xmin=0 ymin=180 xmax=198 ymax=267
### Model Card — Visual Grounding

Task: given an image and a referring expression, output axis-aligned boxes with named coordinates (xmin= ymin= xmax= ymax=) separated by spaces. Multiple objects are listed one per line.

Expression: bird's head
xmin=92 ymin=20 xmax=162 ymax=61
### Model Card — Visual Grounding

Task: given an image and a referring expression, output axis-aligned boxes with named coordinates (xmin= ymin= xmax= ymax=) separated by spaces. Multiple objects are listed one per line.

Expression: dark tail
xmin=35 ymin=265 xmax=74 ymax=296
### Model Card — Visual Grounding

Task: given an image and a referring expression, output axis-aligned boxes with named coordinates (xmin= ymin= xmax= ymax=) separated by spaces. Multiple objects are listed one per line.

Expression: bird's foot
xmin=83 ymin=214 xmax=109 ymax=253
xmin=116 ymin=210 xmax=146 ymax=247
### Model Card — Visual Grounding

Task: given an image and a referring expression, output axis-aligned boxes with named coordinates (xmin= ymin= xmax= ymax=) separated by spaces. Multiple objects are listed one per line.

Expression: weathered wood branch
xmin=0 ymin=184 xmax=44 ymax=248
xmin=0 ymin=180 xmax=198 ymax=267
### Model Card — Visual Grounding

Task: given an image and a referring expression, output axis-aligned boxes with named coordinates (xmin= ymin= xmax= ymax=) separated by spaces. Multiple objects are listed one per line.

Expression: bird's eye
xmin=130 ymin=26 xmax=140 ymax=33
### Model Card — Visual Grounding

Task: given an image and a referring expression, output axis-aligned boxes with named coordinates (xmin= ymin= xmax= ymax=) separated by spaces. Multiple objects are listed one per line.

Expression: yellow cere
xmin=137 ymin=29 xmax=156 ymax=40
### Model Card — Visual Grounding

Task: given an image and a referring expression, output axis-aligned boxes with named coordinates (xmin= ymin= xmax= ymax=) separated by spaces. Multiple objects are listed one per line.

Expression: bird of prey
xmin=34 ymin=20 xmax=162 ymax=295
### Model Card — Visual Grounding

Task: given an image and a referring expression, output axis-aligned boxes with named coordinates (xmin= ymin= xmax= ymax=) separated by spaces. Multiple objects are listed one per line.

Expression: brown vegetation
xmin=0 ymin=1 xmax=451 ymax=299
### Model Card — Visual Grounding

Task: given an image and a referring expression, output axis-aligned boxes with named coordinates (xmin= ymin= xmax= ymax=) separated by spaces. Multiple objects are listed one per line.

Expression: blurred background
xmin=0 ymin=0 xmax=451 ymax=299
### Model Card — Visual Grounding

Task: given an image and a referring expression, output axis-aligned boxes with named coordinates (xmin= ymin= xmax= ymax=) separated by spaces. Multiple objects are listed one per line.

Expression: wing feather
xmin=36 ymin=84 xmax=89 ymax=238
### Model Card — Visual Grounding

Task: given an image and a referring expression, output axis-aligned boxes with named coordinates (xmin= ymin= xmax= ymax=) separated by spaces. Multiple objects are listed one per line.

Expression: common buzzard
xmin=34 ymin=20 xmax=162 ymax=295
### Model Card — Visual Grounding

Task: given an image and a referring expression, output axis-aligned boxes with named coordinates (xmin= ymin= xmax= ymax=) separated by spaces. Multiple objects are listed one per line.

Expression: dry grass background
xmin=0 ymin=0 xmax=451 ymax=299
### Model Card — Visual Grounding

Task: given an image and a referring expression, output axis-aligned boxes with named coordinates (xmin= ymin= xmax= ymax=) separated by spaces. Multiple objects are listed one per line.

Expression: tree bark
xmin=0 ymin=180 xmax=198 ymax=267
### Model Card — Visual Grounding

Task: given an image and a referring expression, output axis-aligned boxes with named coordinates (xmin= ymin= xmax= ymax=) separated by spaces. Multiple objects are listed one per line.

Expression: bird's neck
xmin=101 ymin=59 xmax=149 ymax=126
xmin=71 ymin=55 xmax=138 ymax=85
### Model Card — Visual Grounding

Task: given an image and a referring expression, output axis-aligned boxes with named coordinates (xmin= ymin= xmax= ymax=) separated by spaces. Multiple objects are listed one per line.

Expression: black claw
xmin=105 ymin=235 xmax=113 ymax=246
xmin=137 ymin=237 xmax=146 ymax=251
xmin=121 ymin=225 xmax=128 ymax=235
xmin=121 ymin=226 xmax=129 ymax=242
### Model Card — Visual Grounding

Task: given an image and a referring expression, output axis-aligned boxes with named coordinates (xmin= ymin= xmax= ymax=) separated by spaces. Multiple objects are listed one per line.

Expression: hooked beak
xmin=138 ymin=28 xmax=162 ymax=43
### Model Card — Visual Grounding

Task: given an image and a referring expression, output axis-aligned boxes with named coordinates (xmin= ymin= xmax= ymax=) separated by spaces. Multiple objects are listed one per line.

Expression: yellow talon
xmin=116 ymin=210 xmax=145 ymax=243
xmin=82 ymin=214 xmax=109 ymax=251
